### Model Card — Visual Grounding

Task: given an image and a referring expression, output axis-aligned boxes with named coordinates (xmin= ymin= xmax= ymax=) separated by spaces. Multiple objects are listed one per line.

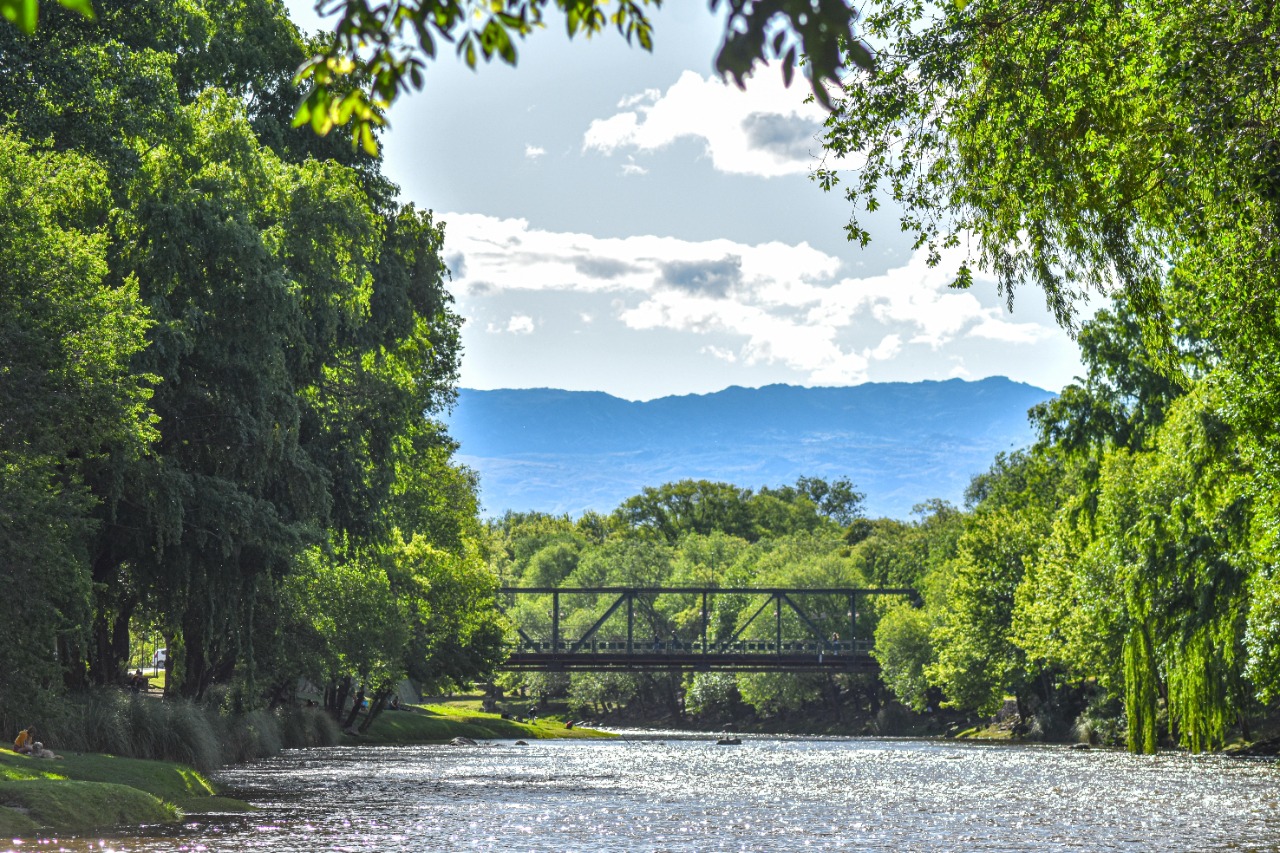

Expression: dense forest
xmin=4 ymin=0 xmax=1279 ymax=761
xmin=0 ymin=0 xmax=505 ymax=734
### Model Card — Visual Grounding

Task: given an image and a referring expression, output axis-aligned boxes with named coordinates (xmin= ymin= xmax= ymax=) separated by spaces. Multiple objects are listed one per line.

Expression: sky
xmin=285 ymin=2 xmax=1088 ymax=402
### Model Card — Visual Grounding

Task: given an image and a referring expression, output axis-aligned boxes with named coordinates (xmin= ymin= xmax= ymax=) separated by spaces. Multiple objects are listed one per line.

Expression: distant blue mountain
xmin=444 ymin=378 xmax=1055 ymax=520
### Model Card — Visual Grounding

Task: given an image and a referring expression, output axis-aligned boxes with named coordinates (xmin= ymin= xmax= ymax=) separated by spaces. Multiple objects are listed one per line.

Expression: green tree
xmin=488 ymin=510 xmax=583 ymax=586
xmin=1 ymin=0 xmax=471 ymax=707
xmin=873 ymin=604 xmax=932 ymax=712
xmin=927 ymin=451 xmax=1065 ymax=717
xmin=614 ymin=480 xmax=756 ymax=543
xmin=819 ymin=2 xmax=1280 ymax=580
xmin=849 ymin=502 xmax=962 ymax=589
xmin=0 ymin=133 xmax=153 ymax=727
xmin=1029 ymin=296 xmax=1203 ymax=456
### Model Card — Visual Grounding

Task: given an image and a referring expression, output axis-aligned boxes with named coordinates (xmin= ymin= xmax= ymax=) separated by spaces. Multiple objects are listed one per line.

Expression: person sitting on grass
xmin=13 ymin=725 xmax=36 ymax=754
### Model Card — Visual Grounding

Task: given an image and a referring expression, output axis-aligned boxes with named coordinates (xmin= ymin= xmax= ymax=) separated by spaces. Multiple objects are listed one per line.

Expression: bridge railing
xmin=509 ymin=639 xmax=875 ymax=655
xmin=496 ymin=586 xmax=917 ymax=671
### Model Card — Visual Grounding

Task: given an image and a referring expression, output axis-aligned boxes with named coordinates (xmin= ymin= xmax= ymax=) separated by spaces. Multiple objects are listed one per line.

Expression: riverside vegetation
xmin=1 ymin=693 xmax=603 ymax=837
xmin=491 ymin=296 xmax=1280 ymax=756
xmin=4 ymin=0 xmax=1280 ymax=840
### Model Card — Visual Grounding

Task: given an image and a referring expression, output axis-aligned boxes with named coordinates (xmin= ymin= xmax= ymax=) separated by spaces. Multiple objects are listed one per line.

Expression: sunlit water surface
xmin=9 ymin=734 xmax=1280 ymax=851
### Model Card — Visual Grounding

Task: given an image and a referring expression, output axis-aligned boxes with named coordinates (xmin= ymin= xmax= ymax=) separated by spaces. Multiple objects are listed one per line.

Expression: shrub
xmin=40 ymin=690 xmax=338 ymax=772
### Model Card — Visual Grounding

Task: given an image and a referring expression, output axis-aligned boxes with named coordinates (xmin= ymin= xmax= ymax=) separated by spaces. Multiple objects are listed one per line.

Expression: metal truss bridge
xmin=497 ymin=586 xmax=918 ymax=674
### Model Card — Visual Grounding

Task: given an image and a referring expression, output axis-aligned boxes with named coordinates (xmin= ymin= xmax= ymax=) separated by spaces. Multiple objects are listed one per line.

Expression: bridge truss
xmin=497 ymin=586 xmax=918 ymax=673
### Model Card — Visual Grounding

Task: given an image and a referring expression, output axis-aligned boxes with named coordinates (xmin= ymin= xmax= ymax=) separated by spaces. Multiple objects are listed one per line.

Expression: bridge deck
xmin=501 ymin=640 xmax=878 ymax=673
xmin=502 ymin=651 xmax=878 ymax=673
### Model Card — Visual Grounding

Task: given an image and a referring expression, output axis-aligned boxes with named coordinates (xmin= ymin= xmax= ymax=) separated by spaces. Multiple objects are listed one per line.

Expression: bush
xmin=1072 ymin=691 xmax=1127 ymax=746
xmin=279 ymin=706 xmax=341 ymax=749
xmin=41 ymin=690 xmax=339 ymax=772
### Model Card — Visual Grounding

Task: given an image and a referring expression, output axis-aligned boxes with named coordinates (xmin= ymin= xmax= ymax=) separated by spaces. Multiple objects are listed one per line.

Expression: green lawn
xmin=0 ymin=747 xmax=249 ymax=837
xmin=362 ymin=702 xmax=612 ymax=744
xmin=0 ymin=698 xmax=608 ymax=838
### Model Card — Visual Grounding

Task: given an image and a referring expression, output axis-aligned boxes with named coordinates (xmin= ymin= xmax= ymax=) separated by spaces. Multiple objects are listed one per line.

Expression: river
xmin=14 ymin=734 xmax=1280 ymax=851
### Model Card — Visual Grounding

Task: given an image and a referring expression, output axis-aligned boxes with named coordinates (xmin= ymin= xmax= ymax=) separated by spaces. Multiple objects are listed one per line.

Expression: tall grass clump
xmin=279 ymin=705 xmax=341 ymax=748
xmin=1072 ymin=692 xmax=1127 ymax=746
xmin=43 ymin=690 xmax=338 ymax=772
xmin=162 ymin=699 xmax=224 ymax=772
xmin=220 ymin=708 xmax=283 ymax=765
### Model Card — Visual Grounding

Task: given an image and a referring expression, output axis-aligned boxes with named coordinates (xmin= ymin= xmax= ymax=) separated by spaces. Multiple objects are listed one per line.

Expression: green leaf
xmin=56 ymin=0 xmax=92 ymax=17
xmin=782 ymin=47 xmax=796 ymax=87
xmin=847 ymin=40 xmax=873 ymax=72
xmin=359 ymin=120 xmax=378 ymax=156
xmin=1 ymin=0 xmax=38 ymax=32
xmin=292 ymin=100 xmax=313 ymax=129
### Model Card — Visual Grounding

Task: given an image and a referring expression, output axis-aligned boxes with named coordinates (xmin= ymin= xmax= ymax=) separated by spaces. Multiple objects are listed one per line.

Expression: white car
xmin=152 ymin=648 xmax=167 ymax=668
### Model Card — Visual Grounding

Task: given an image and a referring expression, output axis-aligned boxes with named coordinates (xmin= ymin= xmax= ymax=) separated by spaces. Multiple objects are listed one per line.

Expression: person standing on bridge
xmin=830 ymin=632 xmax=840 ymax=656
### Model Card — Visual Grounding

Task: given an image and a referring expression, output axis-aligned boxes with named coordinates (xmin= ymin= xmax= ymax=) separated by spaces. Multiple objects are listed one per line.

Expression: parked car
xmin=152 ymin=648 xmax=167 ymax=668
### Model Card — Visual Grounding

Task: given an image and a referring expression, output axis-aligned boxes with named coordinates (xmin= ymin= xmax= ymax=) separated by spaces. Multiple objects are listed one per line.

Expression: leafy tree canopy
xmin=6 ymin=0 xmax=874 ymax=153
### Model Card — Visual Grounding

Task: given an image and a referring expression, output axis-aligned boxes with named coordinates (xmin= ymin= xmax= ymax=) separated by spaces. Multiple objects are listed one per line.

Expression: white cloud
xmin=968 ymin=317 xmax=1055 ymax=344
xmin=867 ymin=334 xmax=903 ymax=361
xmin=702 ymin=345 xmax=738 ymax=363
xmin=620 ymin=155 xmax=648 ymax=177
xmin=582 ymin=71 xmax=831 ymax=178
xmin=444 ymin=212 xmax=1070 ymax=387
xmin=524 ymin=144 xmax=546 ymax=160
xmin=487 ymin=314 xmax=536 ymax=335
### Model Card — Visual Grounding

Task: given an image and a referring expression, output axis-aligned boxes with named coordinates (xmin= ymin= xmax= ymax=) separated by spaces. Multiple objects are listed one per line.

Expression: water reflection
xmin=8 ymin=735 xmax=1280 ymax=851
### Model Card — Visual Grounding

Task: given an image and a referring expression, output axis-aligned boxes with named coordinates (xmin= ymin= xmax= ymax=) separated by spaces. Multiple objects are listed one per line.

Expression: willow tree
xmin=1 ymin=0 xmax=468 ymax=700
xmin=820 ymin=1 xmax=1279 ymax=449
xmin=0 ymin=133 xmax=153 ymax=727
xmin=821 ymin=0 xmax=1280 ymax=748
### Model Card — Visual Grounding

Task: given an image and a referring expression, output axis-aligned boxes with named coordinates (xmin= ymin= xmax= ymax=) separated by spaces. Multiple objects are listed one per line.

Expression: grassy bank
xmin=361 ymin=701 xmax=613 ymax=744
xmin=3 ymin=690 xmax=334 ymax=839
xmin=2 ymin=697 xmax=609 ymax=839
xmin=0 ymin=747 xmax=249 ymax=838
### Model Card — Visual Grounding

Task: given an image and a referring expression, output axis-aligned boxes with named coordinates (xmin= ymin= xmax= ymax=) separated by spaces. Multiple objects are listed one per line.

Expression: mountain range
xmin=443 ymin=378 xmax=1056 ymax=520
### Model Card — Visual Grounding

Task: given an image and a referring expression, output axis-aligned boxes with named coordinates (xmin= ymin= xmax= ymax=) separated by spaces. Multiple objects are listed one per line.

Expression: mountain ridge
xmin=444 ymin=377 xmax=1055 ymax=519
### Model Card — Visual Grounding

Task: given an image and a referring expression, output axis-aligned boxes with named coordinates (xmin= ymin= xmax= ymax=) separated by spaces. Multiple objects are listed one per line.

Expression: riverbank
xmin=360 ymin=702 xmax=613 ymax=745
xmin=2 ymin=703 xmax=609 ymax=839
xmin=0 ymin=747 xmax=251 ymax=838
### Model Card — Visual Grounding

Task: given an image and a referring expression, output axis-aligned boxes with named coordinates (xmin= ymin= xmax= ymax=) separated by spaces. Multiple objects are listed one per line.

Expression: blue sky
xmin=286 ymin=2 xmax=1087 ymax=401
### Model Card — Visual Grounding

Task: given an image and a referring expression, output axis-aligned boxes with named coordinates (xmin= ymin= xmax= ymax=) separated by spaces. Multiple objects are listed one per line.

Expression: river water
xmin=13 ymin=734 xmax=1280 ymax=851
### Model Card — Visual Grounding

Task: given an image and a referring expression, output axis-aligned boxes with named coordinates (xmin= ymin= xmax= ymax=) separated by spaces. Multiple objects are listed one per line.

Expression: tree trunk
xmin=342 ymin=688 xmax=365 ymax=731
xmin=330 ymin=677 xmax=353 ymax=717
xmin=359 ymin=690 xmax=390 ymax=733
xmin=1014 ymin=691 xmax=1030 ymax=736
xmin=267 ymin=678 xmax=295 ymax=710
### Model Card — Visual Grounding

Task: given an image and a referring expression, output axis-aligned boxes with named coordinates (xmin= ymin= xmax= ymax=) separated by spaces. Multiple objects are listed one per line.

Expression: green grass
xmin=362 ymin=703 xmax=613 ymax=744
xmin=0 ymin=747 xmax=250 ymax=837
xmin=0 ymin=696 xmax=608 ymax=837
xmin=0 ymin=779 xmax=175 ymax=833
